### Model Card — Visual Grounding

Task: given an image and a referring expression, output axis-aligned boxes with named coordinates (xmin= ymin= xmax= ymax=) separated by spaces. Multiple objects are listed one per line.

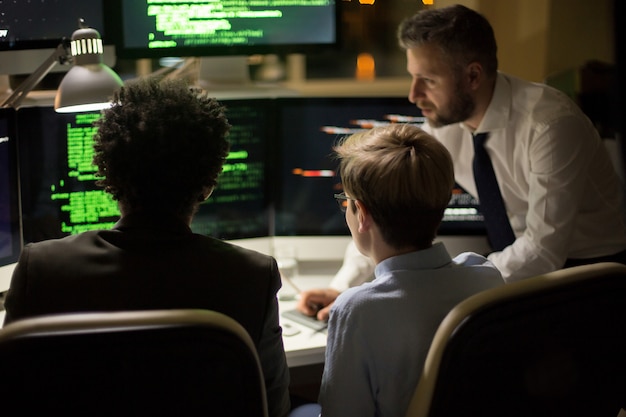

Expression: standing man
xmin=297 ymin=3 xmax=626 ymax=318
xmin=397 ymin=4 xmax=626 ymax=281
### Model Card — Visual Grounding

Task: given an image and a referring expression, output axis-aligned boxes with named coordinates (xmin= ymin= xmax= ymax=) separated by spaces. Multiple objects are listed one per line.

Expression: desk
xmin=278 ymin=273 xmax=334 ymax=368
xmin=0 ymin=235 xmax=490 ymax=369
xmin=0 ymin=235 xmax=344 ymax=364
xmin=0 ymin=263 xmax=14 ymax=294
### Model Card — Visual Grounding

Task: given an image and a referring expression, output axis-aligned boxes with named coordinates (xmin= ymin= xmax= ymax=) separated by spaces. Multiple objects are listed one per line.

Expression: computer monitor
xmin=274 ymin=96 xmax=420 ymax=236
xmin=190 ymin=98 xmax=273 ymax=240
xmin=274 ymin=96 xmax=485 ymax=237
xmin=17 ymin=107 xmax=119 ymax=243
xmin=104 ymin=0 xmax=339 ymax=60
xmin=17 ymin=100 xmax=272 ymax=244
xmin=444 ymin=183 xmax=485 ymax=235
xmin=0 ymin=0 xmax=113 ymax=76
xmin=0 ymin=108 xmax=22 ymax=268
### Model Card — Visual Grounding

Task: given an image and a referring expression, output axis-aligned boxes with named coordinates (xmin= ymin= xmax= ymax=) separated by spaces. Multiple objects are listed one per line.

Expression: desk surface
xmin=0 ymin=236 xmax=342 ymax=369
xmin=279 ymin=274 xmax=332 ymax=368
xmin=0 ymin=235 xmax=490 ymax=368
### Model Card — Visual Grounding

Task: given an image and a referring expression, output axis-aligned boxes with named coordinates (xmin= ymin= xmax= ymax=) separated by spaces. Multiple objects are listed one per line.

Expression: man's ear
xmin=466 ymin=61 xmax=484 ymax=90
xmin=355 ymin=200 xmax=373 ymax=233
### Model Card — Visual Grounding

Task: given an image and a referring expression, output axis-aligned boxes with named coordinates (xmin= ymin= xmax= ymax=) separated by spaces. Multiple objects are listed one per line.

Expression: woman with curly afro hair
xmin=4 ymin=78 xmax=291 ymax=417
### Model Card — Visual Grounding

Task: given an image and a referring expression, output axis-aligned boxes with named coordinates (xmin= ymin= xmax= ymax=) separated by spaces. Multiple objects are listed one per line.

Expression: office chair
xmin=0 ymin=309 xmax=269 ymax=417
xmin=405 ymin=262 xmax=626 ymax=417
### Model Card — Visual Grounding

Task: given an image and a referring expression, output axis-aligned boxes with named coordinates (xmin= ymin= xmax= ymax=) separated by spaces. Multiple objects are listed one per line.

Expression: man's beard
xmin=424 ymin=88 xmax=475 ymax=128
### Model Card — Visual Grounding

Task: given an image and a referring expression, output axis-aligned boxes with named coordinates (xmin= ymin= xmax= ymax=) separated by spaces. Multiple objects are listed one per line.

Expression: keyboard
xmin=281 ymin=308 xmax=328 ymax=332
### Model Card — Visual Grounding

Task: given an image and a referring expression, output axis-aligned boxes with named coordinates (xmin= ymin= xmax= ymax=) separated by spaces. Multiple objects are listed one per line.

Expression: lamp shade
xmin=54 ymin=63 xmax=123 ymax=113
xmin=54 ymin=25 xmax=123 ymax=113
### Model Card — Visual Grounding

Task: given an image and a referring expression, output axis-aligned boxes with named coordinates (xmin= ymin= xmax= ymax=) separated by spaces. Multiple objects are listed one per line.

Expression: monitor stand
xmin=198 ymin=56 xmax=251 ymax=86
xmin=196 ymin=56 xmax=298 ymax=99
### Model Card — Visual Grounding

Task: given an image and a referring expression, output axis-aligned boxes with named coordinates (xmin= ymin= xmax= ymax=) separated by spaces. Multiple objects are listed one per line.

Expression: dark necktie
xmin=472 ymin=132 xmax=516 ymax=251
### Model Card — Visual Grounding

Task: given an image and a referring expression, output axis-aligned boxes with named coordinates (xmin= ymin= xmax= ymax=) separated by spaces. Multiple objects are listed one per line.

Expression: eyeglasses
xmin=334 ymin=192 xmax=356 ymax=213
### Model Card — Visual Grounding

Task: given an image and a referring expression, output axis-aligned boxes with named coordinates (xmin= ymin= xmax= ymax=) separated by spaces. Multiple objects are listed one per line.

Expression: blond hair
xmin=335 ymin=124 xmax=454 ymax=249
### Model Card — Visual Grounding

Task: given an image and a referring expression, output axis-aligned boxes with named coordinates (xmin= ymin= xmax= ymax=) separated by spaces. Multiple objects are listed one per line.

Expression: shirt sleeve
xmin=328 ymin=240 xmax=375 ymax=292
xmin=488 ymin=115 xmax=601 ymax=281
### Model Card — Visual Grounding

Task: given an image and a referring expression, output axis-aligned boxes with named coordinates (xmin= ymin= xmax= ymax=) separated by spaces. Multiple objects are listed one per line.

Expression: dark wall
xmin=615 ymin=0 xmax=626 ymax=180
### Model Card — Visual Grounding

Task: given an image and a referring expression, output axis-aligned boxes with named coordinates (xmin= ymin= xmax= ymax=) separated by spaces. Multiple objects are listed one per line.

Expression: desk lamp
xmin=0 ymin=19 xmax=123 ymax=113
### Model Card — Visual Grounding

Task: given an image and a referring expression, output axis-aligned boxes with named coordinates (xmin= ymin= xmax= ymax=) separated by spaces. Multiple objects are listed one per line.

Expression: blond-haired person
xmin=312 ymin=124 xmax=504 ymax=417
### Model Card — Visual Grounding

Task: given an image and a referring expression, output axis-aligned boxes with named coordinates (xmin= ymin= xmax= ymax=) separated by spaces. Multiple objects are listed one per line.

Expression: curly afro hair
xmin=92 ymin=78 xmax=231 ymax=218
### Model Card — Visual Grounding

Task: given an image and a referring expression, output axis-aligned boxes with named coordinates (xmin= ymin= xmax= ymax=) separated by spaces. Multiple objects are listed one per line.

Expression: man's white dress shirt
xmin=422 ymin=72 xmax=626 ymax=281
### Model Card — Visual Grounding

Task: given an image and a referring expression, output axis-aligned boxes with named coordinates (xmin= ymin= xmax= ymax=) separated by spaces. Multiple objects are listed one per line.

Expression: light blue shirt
xmin=319 ymin=243 xmax=504 ymax=417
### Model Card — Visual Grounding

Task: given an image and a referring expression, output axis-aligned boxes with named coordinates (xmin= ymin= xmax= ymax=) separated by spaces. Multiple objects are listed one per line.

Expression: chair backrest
xmin=0 ymin=309 xmax=269 ymax=417
xmin=405 ymin=262 xmax=626 ymax=417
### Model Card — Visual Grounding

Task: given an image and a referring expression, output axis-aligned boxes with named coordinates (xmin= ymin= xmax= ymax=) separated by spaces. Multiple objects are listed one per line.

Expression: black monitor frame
xmin=273 ymin=96 xmax=485 ymax=237
xmin=190 ymin=98 xmax=274 ymax=241
xmin=14 ymin=96 xmax=485 ymax=248
xmin=0 ymin=1 xmax=107 ymax=51
xmin=0 ymin=1 xmax=112 ymax=76
xmin=16 ymin=107 xmax=120 ymax=244
xmin=0 ymin=108 xmax=22 ymax=268
xmin=274 ymin=96 xmax=426 ymax=237
xmin=17 ymin=99 xmax=275 ymax=244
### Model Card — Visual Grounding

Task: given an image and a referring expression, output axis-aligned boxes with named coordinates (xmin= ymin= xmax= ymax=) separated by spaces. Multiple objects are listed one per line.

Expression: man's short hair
xmin=335 ymin=124 xmax=454 ymax=249
xmin=93 ymin=78 xmax=231 ymax=218
xmin=397 ymin=4 xmax=498 ymax=77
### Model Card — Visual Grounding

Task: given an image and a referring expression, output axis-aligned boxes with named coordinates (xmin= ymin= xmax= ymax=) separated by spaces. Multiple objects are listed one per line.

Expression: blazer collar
xmin=112 ymin=212 xmax=192 ymax=235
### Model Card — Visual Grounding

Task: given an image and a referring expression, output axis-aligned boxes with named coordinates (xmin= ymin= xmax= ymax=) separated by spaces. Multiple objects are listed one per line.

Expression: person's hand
xmin=296 ymin=288 xmax=340 ymax=321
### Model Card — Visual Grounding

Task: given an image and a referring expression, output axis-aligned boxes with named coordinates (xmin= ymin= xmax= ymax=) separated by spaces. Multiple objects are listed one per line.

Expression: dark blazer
xmin=4 ymin=213 xmax=290 ymax=417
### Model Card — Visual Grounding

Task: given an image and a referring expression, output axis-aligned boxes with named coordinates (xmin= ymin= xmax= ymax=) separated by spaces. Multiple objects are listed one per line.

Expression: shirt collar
xmin=461 ymin=72 xmax=512 ymax=135
xmin=374 ymin=242 xmax=453 ymax=279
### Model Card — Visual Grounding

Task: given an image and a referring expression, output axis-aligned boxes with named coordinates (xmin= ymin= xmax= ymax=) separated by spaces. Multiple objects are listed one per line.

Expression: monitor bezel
xmin=17 ymin=100 xmax=276 ymax=244
xmin=272 ymin=96 xmax=486 ymax=237
xmin=0 ymin=1 xmax=109 ymax=52
xmin=0 ymin=108 xmax=22 ymax=268
xmin=0 ymin=0 xmax=113 ymax=75
xmin=273 ymin=96 xmax=425 ymax=237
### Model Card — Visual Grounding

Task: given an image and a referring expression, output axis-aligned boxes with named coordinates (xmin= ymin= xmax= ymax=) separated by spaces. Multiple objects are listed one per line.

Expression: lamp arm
xmin=1 ymin=41 xmax=71 ymax=110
